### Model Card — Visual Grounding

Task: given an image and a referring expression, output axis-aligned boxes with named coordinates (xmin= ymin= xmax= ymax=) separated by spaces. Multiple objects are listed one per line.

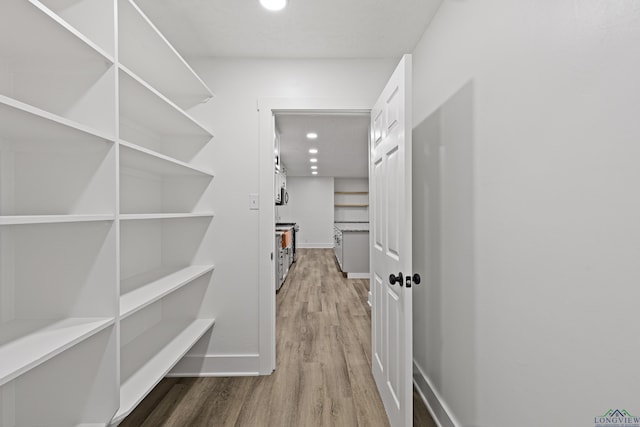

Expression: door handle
xmin=389 ymin=273 xmax=421 ymax=287
xmin=389 ymin=272 xmax=403 ymax=286
xmin=405 ymin=273 xmax=421 ymax=288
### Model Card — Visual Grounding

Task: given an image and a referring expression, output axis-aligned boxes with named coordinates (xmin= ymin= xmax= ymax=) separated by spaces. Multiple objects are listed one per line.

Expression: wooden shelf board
xmin=0 ymin=0 xmax=114 ymax=65
xmin=0 ymin=214 xmax=115 ymax=226
xmin=114 ymin=318 xmax=215 ymax=423
xmin=119 ymin=66 xmax=213 ymax=140
xmin=334 ymin=191 xmax=368 ymax=195
xmin=119 ymin=0 xmax=213 ymax=108
xmin=119 ymin=140 xmax=214 ymax=177
xmin=334 ymin=204 xmax=369 ymax=208
xmin=0 ymin=317 xmax=114 ymax=386
xmin=119 ymin=213 xmax=214 ymax=221
xmin=0 ymin=95 xmax=116 ymax=144
xmin=120 ymin=265 xmax=215 ymax=319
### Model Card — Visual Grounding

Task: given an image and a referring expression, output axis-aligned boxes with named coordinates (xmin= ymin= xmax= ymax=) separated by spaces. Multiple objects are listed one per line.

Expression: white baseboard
xmin=296 ymin=242 xmax=333 ymax=249
xmin=168 ymin=354 xmax=261 ymax=377
xmin=297 ymin=243 xmax=334 ymax=249
xmin=368 ymin=291 xmax=372 ymax=307
xmin=413 ymin=361 xmax=460 ymax=427
xmin=347 ymin=272 xmax=369 ymax=279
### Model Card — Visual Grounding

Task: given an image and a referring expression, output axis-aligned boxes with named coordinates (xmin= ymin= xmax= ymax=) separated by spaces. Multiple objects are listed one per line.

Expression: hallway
xmin=122 ymin=249 xmax=434 ymax=426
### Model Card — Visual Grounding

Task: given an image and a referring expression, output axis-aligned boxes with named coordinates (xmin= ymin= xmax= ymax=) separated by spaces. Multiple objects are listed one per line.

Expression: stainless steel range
xmin=276 ymin=222 xmax=299 ymax=262
xmin=275 ymin=223 xmax=299 ymax=291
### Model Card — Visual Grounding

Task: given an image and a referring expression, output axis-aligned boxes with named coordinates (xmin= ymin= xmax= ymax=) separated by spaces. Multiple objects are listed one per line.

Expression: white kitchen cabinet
xmin=341 ymin=231 xmax=370 ymax=278
xmin=0 ymin=0 xmax=215 ymax=424
xmin=333 ymin=224 xmax=370 ymax=278
xmin=334 ymin=227 xmax=344 ymax=270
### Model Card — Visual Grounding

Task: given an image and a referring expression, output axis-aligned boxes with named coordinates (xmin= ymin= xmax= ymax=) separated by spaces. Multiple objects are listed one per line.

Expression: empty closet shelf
xmin=114 ymin=318 xmax=215 ymax=423
xmin=120 ymin=265 xmax=215 ymax=319
xmin=0 ymin=317 xmax=115 ymax=386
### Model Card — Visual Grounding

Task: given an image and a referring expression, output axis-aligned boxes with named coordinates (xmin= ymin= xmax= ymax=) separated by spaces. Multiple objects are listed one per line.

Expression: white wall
xmin=412 ymin=1 xmax=640 ymax=426
xmin=172 ymin=58 xmax=397 ymax=374
xmin=278 ymin=177 xmax=334 ymax=248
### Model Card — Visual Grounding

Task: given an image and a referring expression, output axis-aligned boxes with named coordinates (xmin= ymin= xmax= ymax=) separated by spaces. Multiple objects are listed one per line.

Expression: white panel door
xmin=370 ymin=54 xmax=413 ymax=427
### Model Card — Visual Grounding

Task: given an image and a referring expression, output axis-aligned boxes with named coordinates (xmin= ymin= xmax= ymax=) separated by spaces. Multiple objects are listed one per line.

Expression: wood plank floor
xmin=121 ymin=248 xmax=436 ymax=427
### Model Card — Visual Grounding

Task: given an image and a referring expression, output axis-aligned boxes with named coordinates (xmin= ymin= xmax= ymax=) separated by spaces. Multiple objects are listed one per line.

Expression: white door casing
xmin=257 ymin=98 xmax=372 ymax=375
xmin=370 ymin=55 xmax=413 ymax=427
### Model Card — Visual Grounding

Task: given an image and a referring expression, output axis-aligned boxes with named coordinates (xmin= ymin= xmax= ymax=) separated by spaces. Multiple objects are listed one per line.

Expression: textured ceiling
xmin=276 ymin=113 xmax=370 ymax=178
xmin=134 ymin=0 xmax=442 ymax=58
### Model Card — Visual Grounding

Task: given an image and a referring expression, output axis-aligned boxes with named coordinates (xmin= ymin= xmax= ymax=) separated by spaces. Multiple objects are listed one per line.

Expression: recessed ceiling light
xmin=309 ymin=148 xmax=318 ymax=154
xmin=259 ymin=0 xmax=287 ymax=11
xmin=312 ymin=171 xmax=318 ymax=175
xmin=306 ymin=132 xmax=318 ymax=139
xmin=311 ymin=165 xmax=318 ymax=170
xmin=310 ymin=158 xmax=318 ymax=163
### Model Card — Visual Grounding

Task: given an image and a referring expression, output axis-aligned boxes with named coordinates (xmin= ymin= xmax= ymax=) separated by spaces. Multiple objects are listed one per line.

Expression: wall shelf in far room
xmin=334 ymin=204 xmax=369 ymax=208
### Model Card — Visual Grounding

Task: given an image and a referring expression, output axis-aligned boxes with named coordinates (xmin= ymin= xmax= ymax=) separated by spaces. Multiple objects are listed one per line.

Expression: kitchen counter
xmin=275 ymin=225 xmax=294 ymax=232
xmin=334 ymin=222 xmax=369 ymax=232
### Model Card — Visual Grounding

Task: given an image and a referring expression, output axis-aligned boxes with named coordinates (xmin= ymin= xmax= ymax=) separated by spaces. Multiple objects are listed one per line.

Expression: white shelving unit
xmin=0 ymin=0 xmax=216 ymax=425
xmin=0 ymin=318 xmax=115 ymax=386
xmin=120 ymin=213 xmax=215 ymax=221
xmin=118 ymin=0 xmax=213 ymax=109
xmin=115 ymin=317 xmax=214 ymax=423
xmin=115 ymin=0 xmax=215 ymax=423
xmin=0 ymin=0 xmax=116 ymax=136
xmin=119 ymin=140 xmax=214 ymax=177
xmin=119 ymin=67 xmax=212 ymax=163
xmin=0 ymin=215 xmax=115 ymax=226
xmin=120 ymin=265 xmax=215 ymax=319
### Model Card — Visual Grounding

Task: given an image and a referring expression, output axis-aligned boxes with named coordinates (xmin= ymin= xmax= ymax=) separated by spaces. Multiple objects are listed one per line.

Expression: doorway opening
xmin=257 ymin=98 xmax=372 ymax=374
xmin=274 ymin=111 xmax=371 ymax=284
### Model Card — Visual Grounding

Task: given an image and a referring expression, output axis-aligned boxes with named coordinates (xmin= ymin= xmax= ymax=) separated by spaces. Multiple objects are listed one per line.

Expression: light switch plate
xmin=249 ymin=193 xmax=259 ymax=210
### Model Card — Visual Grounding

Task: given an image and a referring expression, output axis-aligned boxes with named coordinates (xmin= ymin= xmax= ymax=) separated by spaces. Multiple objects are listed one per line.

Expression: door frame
xmin=257 ymin=97 xmax=372 ymax=374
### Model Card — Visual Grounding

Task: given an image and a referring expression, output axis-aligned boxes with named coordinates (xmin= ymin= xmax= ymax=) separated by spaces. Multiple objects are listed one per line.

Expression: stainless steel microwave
xmin=276 ymin=187 xmax=288 ymax=205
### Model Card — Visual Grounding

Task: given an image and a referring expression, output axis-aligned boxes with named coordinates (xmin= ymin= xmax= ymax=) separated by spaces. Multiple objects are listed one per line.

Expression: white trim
xmin=347 ymin=272 xmax=370 ymax=279
xmin=367 ymin=291 xmax=372 ymax=307
xmin=168 ymin=354 xmax=260 ymax=377
xmin=413 ymin=361 xmax=461 ymax=427
xmin=258 ymin=98 xmax=372 ymax=376
xmin=297 ymin=243 xmax=334 ymax=249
